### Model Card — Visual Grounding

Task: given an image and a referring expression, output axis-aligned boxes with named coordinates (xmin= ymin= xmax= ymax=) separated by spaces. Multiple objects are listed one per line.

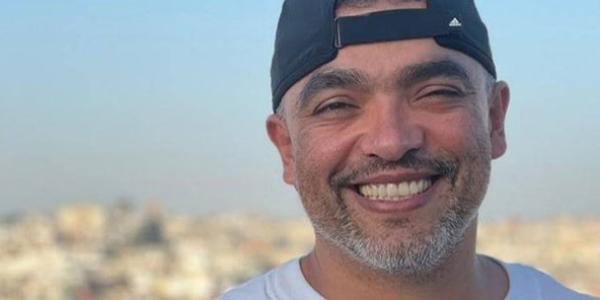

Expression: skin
xmin=267 ymin=2 xmax=511 ymax=300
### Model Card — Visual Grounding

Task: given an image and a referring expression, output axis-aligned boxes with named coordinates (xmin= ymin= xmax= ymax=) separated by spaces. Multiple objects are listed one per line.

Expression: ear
xmin=266 ymin=114 xmax=296 ymax=185
xmin=488 ymin=81 xmax=510 ymax=159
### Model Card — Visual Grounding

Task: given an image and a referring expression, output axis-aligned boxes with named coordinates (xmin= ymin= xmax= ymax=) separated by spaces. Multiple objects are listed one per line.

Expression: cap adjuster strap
xmin=335 ymin=9 xmax=459 ymax=48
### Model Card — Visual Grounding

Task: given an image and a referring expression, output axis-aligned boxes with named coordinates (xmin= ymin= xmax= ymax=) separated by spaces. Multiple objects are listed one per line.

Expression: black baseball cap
xmin=270 ymin=0 xmax=496 ymax=112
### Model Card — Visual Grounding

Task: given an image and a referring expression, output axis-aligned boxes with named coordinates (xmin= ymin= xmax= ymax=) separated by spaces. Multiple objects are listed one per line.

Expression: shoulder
xmin=219 ymin=258 xmax=324 ymax=300
xmin=502 ymin=261 xmax=597 ymax=300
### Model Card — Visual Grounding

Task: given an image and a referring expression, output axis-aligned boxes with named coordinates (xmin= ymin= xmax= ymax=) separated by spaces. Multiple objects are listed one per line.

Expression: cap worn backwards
xmin=270 ymin=0 xmax=496 ymax=112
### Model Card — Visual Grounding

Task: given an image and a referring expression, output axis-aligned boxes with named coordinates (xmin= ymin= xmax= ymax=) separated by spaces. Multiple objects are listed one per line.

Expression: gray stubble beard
xmin=313 ymin=195 xmax=479 ymax=281
xmin=302 ymin=156 xmax=490 ymax=281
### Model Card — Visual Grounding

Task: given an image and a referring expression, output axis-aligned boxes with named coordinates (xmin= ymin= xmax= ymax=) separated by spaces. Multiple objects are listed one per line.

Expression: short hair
xmin=337 ymin=0 xmax=424 ymax=9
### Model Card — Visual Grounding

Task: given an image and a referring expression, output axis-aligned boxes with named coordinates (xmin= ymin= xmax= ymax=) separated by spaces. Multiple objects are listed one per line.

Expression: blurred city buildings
xmin=0 ymin=202 xmax=598 ymax=299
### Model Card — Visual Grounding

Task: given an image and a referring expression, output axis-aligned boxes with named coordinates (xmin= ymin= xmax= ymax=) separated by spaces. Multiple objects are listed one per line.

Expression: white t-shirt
xmin=220 ymin=258 xmax=597 ymax=300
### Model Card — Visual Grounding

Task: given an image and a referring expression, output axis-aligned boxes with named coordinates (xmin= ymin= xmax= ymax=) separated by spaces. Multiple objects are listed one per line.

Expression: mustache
xmin=331 ymin=150 xmax=458 ymax=188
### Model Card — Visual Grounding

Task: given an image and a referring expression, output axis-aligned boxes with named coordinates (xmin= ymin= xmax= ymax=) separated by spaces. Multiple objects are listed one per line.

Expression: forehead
xmin=281 ymin=38 xmax=484 ymax=114
xmin=336 ymin=0 xmax=427 ymax=16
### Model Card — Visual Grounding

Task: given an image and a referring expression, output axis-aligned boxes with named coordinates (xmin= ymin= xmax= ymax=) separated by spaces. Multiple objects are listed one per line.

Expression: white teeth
xmin=409 ymin=181 xmax=419 ymax=195
xmin=377 ymin=186 xmax=386 ymax=200
xmin=386 ymin=184 xmax=397 ymax=197
xmin=357 ymin=179 xmax=433 ymax=202
xmin=360 ymin=185 xmax=368 ymax=196
xmin=398 ymin=181 xmax=409 ymax=196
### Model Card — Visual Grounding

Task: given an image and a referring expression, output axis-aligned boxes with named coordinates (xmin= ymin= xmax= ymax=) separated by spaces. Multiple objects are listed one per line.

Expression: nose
xmin=358 ymin=104 xmax=425 ymax=162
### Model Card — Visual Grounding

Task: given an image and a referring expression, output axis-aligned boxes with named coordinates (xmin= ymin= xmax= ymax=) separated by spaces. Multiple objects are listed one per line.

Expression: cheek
xmin=294 ymin=126 xmax=356 ymax=180
xmin=429 ymin=111 xmax=492 ymax=200
xmin=424 ymin=110 xmax=490 ymax=155
xmin=291 ymin=128 xmax=356 ymax=216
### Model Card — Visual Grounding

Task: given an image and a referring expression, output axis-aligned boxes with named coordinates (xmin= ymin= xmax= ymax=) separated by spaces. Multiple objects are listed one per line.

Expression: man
xmin=222 ymin=0 xmax=596 ymax=299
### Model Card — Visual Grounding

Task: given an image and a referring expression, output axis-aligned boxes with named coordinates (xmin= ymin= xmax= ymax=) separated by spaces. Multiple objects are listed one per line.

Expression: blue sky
xmin=1 ymin=0 xmax=599 ymax=220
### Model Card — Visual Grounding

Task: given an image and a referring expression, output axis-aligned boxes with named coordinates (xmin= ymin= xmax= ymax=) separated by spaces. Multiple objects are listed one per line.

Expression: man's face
xmin=267 ymin=4 xmax=509 ymax=278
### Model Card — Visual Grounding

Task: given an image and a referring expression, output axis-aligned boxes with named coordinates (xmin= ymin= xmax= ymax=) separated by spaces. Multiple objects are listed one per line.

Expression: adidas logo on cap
xmin=449 ymin=17 xmax=462 ymax=27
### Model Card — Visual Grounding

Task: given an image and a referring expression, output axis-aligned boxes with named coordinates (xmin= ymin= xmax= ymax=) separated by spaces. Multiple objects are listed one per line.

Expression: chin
xmin=313 ymin=190 xmax=479 ymax=278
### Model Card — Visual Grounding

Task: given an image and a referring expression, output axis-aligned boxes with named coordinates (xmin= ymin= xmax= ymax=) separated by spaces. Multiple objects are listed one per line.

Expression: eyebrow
xmin=396 ymin=59 xmax=474 ymax=91
xmin=298 ymin=68 xmax=370 ymax=110
xmin=296 ymin=59 xmax=474 ymax=111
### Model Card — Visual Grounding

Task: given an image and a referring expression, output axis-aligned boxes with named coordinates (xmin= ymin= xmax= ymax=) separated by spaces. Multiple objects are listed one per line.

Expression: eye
xmin=425 ymin=89 xmax=463 ymax=98
xmin=314 ymin=101 xmax=356 ymax=115
xmin=416 ymin=86 xmax=467 ymax=102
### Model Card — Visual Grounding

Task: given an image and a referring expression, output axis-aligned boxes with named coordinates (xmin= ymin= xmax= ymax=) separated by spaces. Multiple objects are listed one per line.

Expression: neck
xmin=300 ymin=220 xmax=508 ymax=300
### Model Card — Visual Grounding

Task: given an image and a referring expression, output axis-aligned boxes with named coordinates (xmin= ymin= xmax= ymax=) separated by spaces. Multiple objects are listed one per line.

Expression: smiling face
xmin=267 ymin=3 xmax=509 ymax=278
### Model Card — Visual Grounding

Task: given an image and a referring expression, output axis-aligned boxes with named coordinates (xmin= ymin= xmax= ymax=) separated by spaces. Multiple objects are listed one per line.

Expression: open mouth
xmin=352 ymin=176 xmax=441 ymax=202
